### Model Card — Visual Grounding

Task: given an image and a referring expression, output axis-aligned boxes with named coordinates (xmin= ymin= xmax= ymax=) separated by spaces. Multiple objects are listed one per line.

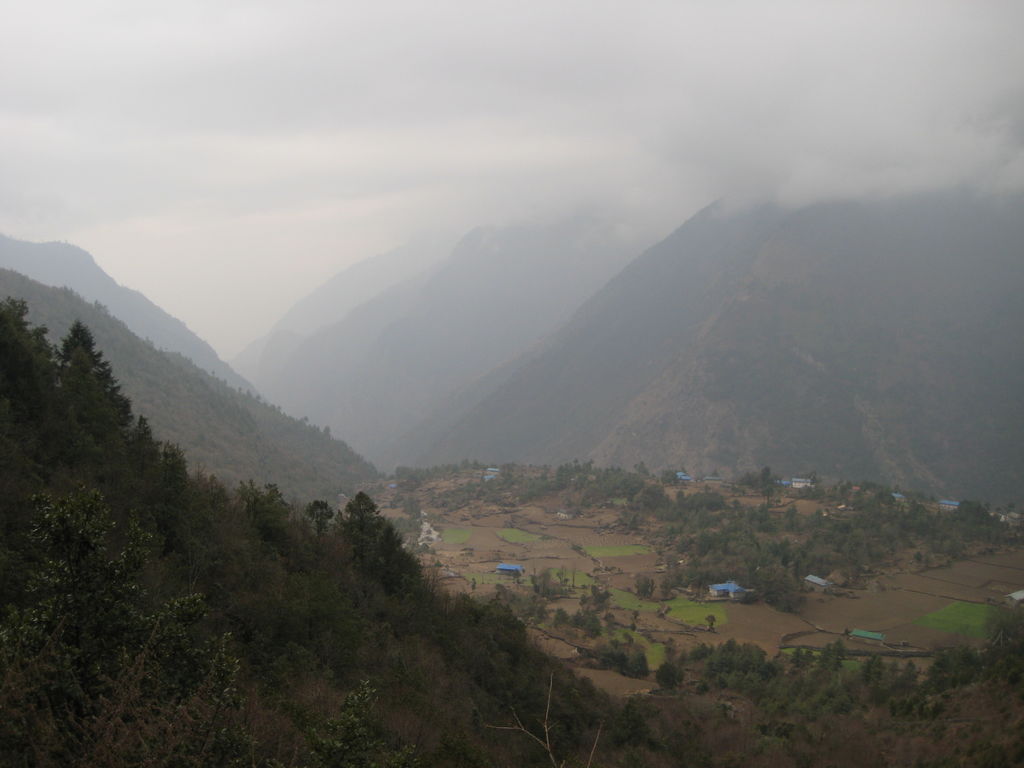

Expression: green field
xmin=665 ymin=597 xmax=727 ymax=627
xmin=646 ymin=642 xmax=667 ymax=669
xmin=442 ymin=528 xmax=471 ymax=545
xmin=610 ymin=628 xmax=666 ymax=669
xmin=609 ymin=588 xmax=660 ymax=612
xmin=584 ymin=544 xmax=650 ymax=557
xmin=499 ymin=528 xmax=542 ymax=544
xmin=913 ymin=601 xmax=995 ymax=639
xmin=545 ymin=568 xmax=594 ymax=588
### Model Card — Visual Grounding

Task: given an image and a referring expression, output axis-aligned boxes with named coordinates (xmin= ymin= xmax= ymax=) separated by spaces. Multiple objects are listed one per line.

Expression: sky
xmin=2 ymin=0 xmax=1023 ymax=358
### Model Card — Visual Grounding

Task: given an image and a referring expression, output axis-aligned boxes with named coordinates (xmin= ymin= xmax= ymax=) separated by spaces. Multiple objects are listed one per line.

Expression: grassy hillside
xmin=0 ymin=269 xmax=376 ymax=500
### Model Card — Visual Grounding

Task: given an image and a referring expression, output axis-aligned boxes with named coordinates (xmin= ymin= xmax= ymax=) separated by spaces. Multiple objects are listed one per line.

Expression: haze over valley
xmin=3 ymin=3 xmax=1024 ymax=766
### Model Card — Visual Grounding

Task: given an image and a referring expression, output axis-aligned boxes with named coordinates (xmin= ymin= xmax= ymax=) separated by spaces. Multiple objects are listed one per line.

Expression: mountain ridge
xmin=0 ymin=268 xmax=377 ymax=500
xmin=243 ymin=215 xmax=640 ymax=467
xmin=413 ymin=191 xmax=1024 ymax=501
xmin=0 ymin=234 xmax=252 ymax=391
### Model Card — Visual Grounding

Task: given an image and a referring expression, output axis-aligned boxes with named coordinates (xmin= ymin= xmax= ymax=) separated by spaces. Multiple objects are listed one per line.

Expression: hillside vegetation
xmin=0 ymin=299 xmax=610 ymax=767
xmin=0 ymin=270 xmax=376 ymax=500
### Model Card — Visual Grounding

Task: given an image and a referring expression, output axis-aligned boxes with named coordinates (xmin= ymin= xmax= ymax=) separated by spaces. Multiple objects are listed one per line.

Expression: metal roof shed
xmin=709 ymin=581 xmax=746 ymax=593
xmin=849 ymin=629 xmax=885 ymax=642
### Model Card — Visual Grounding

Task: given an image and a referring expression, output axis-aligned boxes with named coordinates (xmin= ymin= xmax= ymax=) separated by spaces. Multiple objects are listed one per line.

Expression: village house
xmin=938 ymin=499 xmax=960 ymax=512
xmin=1006 ymin=589 xmax=1024 ymax=607
xmin=997 ymin=510 xmax=1022 ymax=527
xmin=848 ymin=628 xmax=886 ymax=644
xmin=804 ymin=574 xmax=834 ymax=592
xmin=708 ymin=581 xmax=748 ymax=600
xmin=791 ymin=477 xmax=813 ymax=489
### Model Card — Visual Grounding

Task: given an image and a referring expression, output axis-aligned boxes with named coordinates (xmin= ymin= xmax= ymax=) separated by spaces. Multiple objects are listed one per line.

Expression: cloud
xmin=1 ymin=0 xmax=1022 ymax=354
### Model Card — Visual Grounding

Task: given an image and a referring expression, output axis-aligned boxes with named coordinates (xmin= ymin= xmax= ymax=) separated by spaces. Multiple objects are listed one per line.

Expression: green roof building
xmin=849 ymin=629 xmax=885 ymax=642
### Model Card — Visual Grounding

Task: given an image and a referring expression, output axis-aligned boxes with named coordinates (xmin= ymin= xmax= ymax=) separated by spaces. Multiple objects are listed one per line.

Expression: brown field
xmin=799 ymin=553 xmax=1024 ymax=650
xmin=715 ymin=603 xmax=810 ymax=652
xmin=574 ymin=667 xmax=653 ymax=697
xmin=528 ymin=629 xmax=580 ymax=660
xmin=801 ymin=588 xmax=950 ymax=635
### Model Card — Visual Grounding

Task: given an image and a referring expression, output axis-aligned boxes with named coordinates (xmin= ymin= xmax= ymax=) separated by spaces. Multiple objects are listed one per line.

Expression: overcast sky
xmin=2 ymin=0 xmax=1022 ymax=357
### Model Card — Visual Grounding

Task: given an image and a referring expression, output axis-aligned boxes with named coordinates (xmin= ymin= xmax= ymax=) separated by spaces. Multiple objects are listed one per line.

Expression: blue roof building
xmin=676 ymin=472 xmax=693 ymax=482
xmin=496 ymin=563 xmax=524 ymax=575
xmin=708 ymin=580 xmax=747 ymax=599
xmin=939 ymin=499 xmax=960 ymax=511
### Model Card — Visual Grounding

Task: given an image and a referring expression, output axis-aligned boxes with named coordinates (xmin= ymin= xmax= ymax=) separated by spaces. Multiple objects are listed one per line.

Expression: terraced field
xmin=914 ymin=602 xmax=996 ymax=639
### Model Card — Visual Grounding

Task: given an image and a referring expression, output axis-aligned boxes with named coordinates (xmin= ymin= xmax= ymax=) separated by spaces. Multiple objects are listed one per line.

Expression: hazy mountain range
xmin=232 ymin=239 xmax=449 ymax=386
xmin=235 ymin=190 xmax=1023 ymax=501
xmin=0 ymin=235 xmax=252 ymax=391
xmin=239 ymin=215 xmax=639 ymax=468
xmin=414 ymin=191 xmax=1024 ymax=501
xmin=0 ymin=269 xmax=376 ymax=500
xmin=5 ymin=190 xmax=1022 ymax=503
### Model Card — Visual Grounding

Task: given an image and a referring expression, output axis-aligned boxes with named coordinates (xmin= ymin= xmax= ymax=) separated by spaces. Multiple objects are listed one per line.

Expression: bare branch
xmin=585 ymin=722 xmax=603 ymax=768
xmin=485 ymin=673 xmax=567 ymax=768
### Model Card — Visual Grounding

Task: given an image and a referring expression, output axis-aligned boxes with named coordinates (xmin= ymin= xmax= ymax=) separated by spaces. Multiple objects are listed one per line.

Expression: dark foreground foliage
xmin=3 ymin=300 xmax=1024 ymax=768
xmin=0 ymin=301 xmax=611 ymax=767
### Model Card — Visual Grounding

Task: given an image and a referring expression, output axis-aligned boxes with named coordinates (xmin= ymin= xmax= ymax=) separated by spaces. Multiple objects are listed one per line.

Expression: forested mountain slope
xmin=0 ymin=269 xmax=376 ymax=499
xmin=0 ymin=234 xmax=251 ymax=390
xmin=248 ymin=216 xmax=638 ymax=468
xmin=0 ymin=298 xmax=610 ymax=767
xmin=417 ymin=191 xmax=1024 ymax=501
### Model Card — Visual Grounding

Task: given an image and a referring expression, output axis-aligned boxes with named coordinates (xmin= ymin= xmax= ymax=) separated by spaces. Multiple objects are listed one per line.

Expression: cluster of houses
xmin=674 ymin=472 xmax=725 ymax=484
xmin=672 ymin=472 xmax=815 ymax=488
xmin=706 ymin=574 xmax=839 ymax=601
